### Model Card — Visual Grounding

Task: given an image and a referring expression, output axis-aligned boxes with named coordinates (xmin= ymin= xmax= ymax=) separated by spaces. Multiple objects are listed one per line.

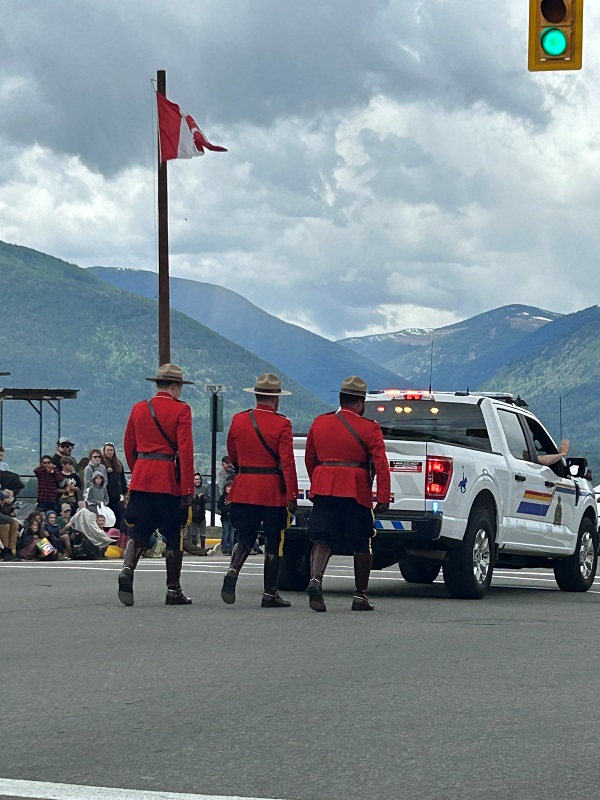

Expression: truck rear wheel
xmin=554 ymin=517 xmax=598 ymax=592
xmin=278 ymin=544 xmax=310 ymax=592
xmin=443 ymin=507 xmax=494 ymax=599
xmin=399 ymin=559 xmax=441 ymax=584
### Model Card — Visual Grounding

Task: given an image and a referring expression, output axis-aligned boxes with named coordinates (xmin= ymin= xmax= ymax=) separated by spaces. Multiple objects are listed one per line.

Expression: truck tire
xmin=443 ymin=507 xmax=494 ymax=599
xmin=278 ymin=544 xmax=310 ymax=592
xmin=554 ymin=517 xmax=598 ymax=592
xmin=399 ymin=559 xmax=441 ymax=584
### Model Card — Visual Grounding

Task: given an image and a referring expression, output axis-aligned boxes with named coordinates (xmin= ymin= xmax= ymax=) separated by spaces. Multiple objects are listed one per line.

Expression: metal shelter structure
xmin=0 ymin=388 xmax=79 ymax=460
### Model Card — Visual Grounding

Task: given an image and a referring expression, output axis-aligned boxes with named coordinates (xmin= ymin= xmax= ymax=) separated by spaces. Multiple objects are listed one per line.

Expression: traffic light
xmin=528 ymin=0 xmax=584 ymax=71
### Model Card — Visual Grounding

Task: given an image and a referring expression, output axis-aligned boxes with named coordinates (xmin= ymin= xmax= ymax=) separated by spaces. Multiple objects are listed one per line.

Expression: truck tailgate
xmin=294 ymin=437 xmax=428 ymax=511
xmin=382 ymin=440 xmax=427 ymax=512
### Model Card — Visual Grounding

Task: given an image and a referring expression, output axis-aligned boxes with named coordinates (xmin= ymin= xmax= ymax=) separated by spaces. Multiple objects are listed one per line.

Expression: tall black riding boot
xmin=118 ymin=539 xmax=145 ymax=606
xmin=221 ymin=543 xmax=251 ymax=605
xmin=307 ymin=542 xmax=332 ymax=612
xmin=261 ymin=554 xmax=291 ymax=608
xmin=165 ymin=549 xmax=192 ymax=605
xmin=352 ymin=552 xmax=374 ymax=611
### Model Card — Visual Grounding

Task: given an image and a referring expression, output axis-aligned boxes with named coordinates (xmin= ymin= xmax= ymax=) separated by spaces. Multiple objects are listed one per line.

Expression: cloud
xmin=0 ymin=0 xmax=600 ymax=340
xmin=0 ymin=0 xmax=548 ymax=174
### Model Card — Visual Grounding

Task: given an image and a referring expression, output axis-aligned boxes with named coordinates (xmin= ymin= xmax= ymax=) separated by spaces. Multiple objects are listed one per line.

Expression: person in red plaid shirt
xmin=34 ymin=455 xmax=65 ymax=513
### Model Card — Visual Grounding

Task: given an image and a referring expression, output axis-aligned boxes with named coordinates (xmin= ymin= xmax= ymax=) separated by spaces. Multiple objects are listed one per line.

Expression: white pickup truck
xmin=279 ymin=390 xmax=598 ymax=599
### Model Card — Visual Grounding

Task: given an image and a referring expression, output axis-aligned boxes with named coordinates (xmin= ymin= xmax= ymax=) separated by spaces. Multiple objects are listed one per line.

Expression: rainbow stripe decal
xmin=517 ymin=483 xmax=576 ymax=516
xmin=517 ymin=489 xmax=553 ymax=516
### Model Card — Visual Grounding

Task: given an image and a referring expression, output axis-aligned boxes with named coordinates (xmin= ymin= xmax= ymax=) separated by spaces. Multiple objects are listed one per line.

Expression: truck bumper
xmin=373 ymin=510 xmax=443 ymax=543
xmin=289 ymin=507 xmax=443 ymax=545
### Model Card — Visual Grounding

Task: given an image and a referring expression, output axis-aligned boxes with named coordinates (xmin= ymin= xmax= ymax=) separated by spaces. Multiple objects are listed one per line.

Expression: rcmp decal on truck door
xmin=517 ymin=483 xmax=576 ymax=516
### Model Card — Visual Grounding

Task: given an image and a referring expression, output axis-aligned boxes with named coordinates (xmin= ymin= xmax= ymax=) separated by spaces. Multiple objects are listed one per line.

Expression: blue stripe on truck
xmin=374 ymin=520 xmax=412 ymax=531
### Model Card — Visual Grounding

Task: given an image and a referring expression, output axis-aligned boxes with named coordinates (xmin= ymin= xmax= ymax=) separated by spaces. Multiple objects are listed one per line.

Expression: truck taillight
xmin=426 ymin=456 xmax=453 ymax=499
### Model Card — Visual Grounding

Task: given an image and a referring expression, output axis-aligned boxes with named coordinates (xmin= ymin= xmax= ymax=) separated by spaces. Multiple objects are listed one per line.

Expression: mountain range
xmin=338 ymin=305 xmax=563 ymax=390
xmin=3 ymin=238 xmax=600 ymax=478
xmin=339 ymin=304 xmax=600 ymax=474
xmin=90 ymin=267 xmax=408 ymax=403
xmin=90 ymin=267 xmax=600 ymax=475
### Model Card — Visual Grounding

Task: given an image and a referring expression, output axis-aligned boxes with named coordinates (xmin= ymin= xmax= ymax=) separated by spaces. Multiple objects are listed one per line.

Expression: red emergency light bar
xmin=382 ymin=389 xmax=431 ymax=401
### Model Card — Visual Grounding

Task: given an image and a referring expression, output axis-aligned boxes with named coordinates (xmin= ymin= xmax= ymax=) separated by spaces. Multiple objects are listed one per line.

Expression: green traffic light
xmin=540 ymin=27 xmax=568 ymax=57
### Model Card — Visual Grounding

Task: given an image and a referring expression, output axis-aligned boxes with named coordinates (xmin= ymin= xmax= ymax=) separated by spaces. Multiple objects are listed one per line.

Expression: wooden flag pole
xmin=157 ymin=69 xmax=170 ymax=366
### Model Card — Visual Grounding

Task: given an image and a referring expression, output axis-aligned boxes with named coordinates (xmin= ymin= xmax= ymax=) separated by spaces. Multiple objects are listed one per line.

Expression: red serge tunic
xmin=227 ymin=405 xmax=298 ymax=507
xmin=305 ymin=409 xmax=391 ymax=508
xmin=124 ymin=392 xmax=194 ymax=497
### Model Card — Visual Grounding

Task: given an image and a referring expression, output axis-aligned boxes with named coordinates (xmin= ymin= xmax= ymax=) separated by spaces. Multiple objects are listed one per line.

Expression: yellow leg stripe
xmin=278 ymin=510 xmax=291 ymax=557
xmin=279 ymin=527 xmax=286 ymax=557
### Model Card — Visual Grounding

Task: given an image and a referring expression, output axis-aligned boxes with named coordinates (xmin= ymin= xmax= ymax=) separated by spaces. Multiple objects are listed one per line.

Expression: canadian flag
xmin=156 ymin=91 xmax=227 ymax=162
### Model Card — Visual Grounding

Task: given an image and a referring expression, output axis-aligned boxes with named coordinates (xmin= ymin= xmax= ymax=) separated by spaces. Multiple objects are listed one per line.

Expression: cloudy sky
xmin=1 ymin=0 xmax=599 ymax=339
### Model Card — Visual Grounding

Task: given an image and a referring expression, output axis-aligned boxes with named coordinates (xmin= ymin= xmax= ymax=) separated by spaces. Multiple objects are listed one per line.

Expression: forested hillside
xmin=0 ymin=242 xmax=330 ymax=474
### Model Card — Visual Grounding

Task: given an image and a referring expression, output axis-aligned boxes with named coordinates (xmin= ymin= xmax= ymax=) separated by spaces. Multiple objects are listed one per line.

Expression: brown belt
xmin=318 ymin=461 xmax=369 ymax=470
xmin=137 ymin=452 xmax=175 ymax=462
xmin=237 ymin=466 xmax=280 ymax=474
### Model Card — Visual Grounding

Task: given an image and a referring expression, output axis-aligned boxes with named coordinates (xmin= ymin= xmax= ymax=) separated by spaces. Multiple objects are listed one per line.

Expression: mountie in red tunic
xmin=305 ymin=409 xmax=391 ymax=508
xmin=227 ymin=404 xmax=298 ymax=507
xmin=124 ymin=392 xmax=194 ymax=497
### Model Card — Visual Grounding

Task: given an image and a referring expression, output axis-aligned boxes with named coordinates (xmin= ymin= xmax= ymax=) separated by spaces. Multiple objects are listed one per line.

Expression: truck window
xmin=364 ymin=400 xmax=492 ymax=452
xmin=521 ymin=415 xmax=566 ymax=477
xmin=497 ymin=409 xmax=530 ymax=461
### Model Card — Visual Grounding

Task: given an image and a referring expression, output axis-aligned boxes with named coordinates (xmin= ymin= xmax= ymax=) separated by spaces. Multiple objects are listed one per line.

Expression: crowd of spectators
xmin=0 ymin=444 xmax=261 ymax=562
xmin=0 ymin=437 xmax=128 ymax=562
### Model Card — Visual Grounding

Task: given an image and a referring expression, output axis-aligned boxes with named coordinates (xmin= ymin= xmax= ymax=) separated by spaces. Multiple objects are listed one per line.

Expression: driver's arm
xmin=538 ymin=439 xmax=569 ymax=466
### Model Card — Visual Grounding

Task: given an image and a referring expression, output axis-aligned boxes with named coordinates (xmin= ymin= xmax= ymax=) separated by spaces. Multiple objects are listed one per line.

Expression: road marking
xmin=3 ymin=564 xmax=600 ymax=594
xmin=0 ymin=778 xmax=286 ymax=800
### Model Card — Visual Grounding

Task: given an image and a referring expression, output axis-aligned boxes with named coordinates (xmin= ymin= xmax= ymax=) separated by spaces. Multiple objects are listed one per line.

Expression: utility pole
xmin=206 ymin=384 xmax=224 ymax=525
xmin=157 ymin=69 xmax=170 ymax=366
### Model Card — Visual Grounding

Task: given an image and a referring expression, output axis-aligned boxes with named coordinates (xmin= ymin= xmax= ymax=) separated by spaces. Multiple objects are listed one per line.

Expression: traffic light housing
xmin=528 ymin=0 xmax=584 ymax=71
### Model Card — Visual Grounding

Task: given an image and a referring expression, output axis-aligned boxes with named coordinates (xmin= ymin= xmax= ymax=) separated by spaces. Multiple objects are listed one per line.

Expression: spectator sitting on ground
xmin=84 ymin=450 xmax=108 ymax=493
xmin=96 ymin=513 xmax=120 ymax=542
xmin=44 ymin=510 xmax=71 ymax=559
xmin=61 ymin=507 xmax=113 ymax=559
xmin=59 ymin=457 xmax=82 ymax=511
xmin=0 ymin=488 xmax=20 ymax=561
xmin=0 ymin=445 xmax=9 ymax=471
xmin=16 ymin=515 xmax=42 ymax=560
xmin=85 ymin=471 xmax=109 ymax=512
xmin=34 ymin=455 xmax=65 ymax=513
xmin=57 ymin=503 xmax=73 ymax=531
xmin=50 ymin=437 xmax=76 ymax=470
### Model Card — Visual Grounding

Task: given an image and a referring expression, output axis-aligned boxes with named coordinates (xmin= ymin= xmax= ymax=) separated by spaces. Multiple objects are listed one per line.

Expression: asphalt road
xmin=1 ymin=555 xmax=600 ymax=800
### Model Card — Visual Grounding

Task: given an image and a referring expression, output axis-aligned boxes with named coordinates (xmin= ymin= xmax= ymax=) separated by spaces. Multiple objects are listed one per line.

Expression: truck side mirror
xmin=566 ymin=457 xmax=588 ymax=479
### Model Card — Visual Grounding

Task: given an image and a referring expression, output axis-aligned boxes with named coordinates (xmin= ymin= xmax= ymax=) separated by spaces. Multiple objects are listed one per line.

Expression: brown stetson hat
xmin=340 ymin=376 xmax=367 ymax=397
xmin=243 ymin=373 xmax=292 ymax=396
xmin=146 ymin=363 xmax=194 ymax=385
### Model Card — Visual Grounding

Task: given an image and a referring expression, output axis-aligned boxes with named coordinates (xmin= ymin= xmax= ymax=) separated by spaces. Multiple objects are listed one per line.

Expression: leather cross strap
xmin=146 ymin=399 xmax=181 ymax=483
xmin=248 ymin=410 xmax=286 ymax=493
xmin=334 ymin=411 xmax=375 ymax=485
xmin=249 ymin=410 xmax=279 ymax=465
xmin=147 ymin=400 xmax=178 ymax=453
